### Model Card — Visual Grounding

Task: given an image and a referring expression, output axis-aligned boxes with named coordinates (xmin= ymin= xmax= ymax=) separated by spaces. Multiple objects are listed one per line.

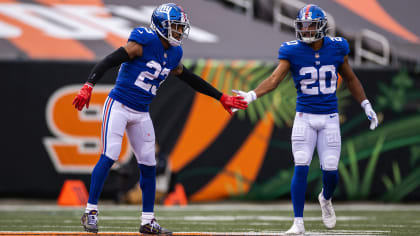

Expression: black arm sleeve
xmin=177 ymin=66 xmax=223 ymax=100
xmin=86 ymin=47 xmax=130 ymax=85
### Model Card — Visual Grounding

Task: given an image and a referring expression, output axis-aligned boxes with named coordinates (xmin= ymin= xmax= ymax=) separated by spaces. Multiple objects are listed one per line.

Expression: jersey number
xmin=299 ymin=65 xmax=337 ymax=95
xmin=135 ymin=60 xmax=170 ymax=95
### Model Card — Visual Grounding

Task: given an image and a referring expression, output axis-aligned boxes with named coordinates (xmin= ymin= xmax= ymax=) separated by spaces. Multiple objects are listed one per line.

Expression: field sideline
xmin=0 ymin=201 xmax=419 ymax=235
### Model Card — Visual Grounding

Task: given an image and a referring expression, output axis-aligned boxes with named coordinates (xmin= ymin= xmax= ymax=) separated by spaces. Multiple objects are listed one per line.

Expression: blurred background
xmin=1 ymin=0 xmax=420 ymax=206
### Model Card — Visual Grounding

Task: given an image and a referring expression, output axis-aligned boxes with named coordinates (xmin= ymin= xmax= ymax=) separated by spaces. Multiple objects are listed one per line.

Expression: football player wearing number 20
xmin=73 ymin=3 xmax=247 ymax=235
xmin=233 ymin=4 xmax=378 ymax=235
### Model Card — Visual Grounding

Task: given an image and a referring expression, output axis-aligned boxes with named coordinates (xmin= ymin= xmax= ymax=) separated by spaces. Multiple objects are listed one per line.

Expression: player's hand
xmin=219 ymin=94 xmax=248 ymax=115
xmin=72 ymin=83 xmax=93 ymax=111
xmin=231 ymin=90 xmax=257 ymax=113
xmin=361 ymin=100 xmax=378 ymax=130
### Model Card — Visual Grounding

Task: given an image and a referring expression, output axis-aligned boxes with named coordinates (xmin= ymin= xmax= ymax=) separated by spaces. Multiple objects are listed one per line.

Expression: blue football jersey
xmin=109 ymin=27 xmax=183 ymax=112
xmin=278 ymin=37 xmax=350 ymax=114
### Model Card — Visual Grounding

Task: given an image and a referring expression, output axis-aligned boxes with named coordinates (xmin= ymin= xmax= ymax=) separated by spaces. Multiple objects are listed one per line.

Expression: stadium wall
xmin=1 ymin=59 xmax=420 ymax=202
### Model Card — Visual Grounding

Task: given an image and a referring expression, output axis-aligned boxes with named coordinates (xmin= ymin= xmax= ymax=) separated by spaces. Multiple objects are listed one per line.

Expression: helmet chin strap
xmin=301 ymin=37 xmax=316 ymax=43
xmin=167 ymin=28 xmax=182 ymax=46
xmin=168 ymin=38 xmax=181 ymax=47
xmin=165 ymin=36 xmax=180 ymax=47
xmin=301 ymin=36 xmax=322 ymax=44
xmin=152 ymin=25 xmax=181 ymax=47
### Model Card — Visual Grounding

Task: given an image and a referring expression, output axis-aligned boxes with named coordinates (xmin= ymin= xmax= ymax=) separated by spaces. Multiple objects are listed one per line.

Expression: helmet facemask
xmin=295 ymin=18 xmax=327 ymax=44
xmin=151 ymin=4 xmax=190 ymax=47
xmin=165 ymin=20 xmax=190 ymax=46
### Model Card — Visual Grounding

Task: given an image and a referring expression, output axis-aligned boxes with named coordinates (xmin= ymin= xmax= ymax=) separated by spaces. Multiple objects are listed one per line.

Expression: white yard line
xmin=98 ymin=215 xmax=371 ymax=221
xmin=0 ymin=203 xmax=420 ymax=211
xmin=0 ymin=231 xmax=390 ymax=236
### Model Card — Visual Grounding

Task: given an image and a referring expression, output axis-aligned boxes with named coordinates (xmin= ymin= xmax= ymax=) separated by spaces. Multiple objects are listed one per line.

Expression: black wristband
xmin=178 ymin=66 xmax=223 ymax=100
xmin=87 ymin=47 xmax=130 ymax=85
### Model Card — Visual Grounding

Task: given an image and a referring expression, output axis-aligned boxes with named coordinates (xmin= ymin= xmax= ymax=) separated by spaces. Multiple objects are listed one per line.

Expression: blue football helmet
xmin=151 ymin=3 xmax=190 ymax=47
xmin=295 ymin=4 xmax=327 ymax=43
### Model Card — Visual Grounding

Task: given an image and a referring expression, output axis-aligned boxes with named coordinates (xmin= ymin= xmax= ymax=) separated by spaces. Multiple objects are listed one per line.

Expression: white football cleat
xmin=318 ymin=190 xmax=336 ymax=229
xmin=285 ymin=218 xmax=305 ymax=235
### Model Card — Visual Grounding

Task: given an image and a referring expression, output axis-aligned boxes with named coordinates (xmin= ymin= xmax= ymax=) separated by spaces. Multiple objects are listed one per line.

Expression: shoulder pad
xmin=327 ymin=37 xmax=350 ymax=55
xmin=128 ymin=27 xmax=157 ymax=45
xmin=278 ymin=40 xmax=300 ymax=59
xmin=281 ymin=40 xmax=299 ymax=47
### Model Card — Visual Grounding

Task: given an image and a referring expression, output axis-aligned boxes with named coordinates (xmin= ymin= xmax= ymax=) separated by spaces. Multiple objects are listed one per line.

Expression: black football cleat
xmin=81 ymin=210 xmax=99 ymax=233
xmin=139 ymin=218 xmax=172 ymax=235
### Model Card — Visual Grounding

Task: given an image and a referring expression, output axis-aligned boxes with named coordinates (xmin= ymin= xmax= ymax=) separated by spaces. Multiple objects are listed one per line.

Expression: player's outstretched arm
xmin=339 ymin=55 xmax=378 ymax=130
xmin=72 ymin=42 xmax=142 ymax=111
xmin=231 ymin=59 xmax=290 ymax=112
xmin=172 ymin=64 xmax=248 ymax=115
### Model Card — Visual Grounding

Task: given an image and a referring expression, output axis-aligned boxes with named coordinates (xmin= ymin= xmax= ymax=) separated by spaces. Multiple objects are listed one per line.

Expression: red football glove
xmin=219 ymin=94 xmax=248 ymax=115
xmin=72 ymin=83 xmax=93 ymax=111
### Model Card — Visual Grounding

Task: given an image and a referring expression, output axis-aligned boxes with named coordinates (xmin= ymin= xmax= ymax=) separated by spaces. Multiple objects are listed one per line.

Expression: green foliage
xmin=338 ymin=141 xmax=359 ymax=199
xmin=409 ymin=145 xmax=420 ymax=166
xmin=376 ymin=69 xmax=414 ymax=112
xmin=243 ymin=168 xmax=293 ymax=200
xmin=226 ymin=169 xmax=247 ymax=197
xmin=381 ymin=162 xmax=420 ymax=201
xmin=381 ymin=143 xmax=420 ymax=201
xmin=339 ymin=135 xmax=385 ymax=199
xmin=234 ymin=63 xmax=297 ymax=127
xmin=382 ymin=161 xmax=401 ymax=191
xmin=360 ymin=134 xmax=385 ymax=195
xmin=340 ymin=116 xmax=420 ymax=163
xmin=338 ymin=116 xmax=420 ymax=200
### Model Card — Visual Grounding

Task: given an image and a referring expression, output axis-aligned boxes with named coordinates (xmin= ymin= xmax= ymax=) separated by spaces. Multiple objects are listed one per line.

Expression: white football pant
xmin=291 ymin=112 xmax=341 ymax=170
xmin=101 ymin=97 xmax=156 ymax=166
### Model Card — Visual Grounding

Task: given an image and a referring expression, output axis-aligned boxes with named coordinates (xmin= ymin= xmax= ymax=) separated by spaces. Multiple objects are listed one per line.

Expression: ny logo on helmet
xmin=157 ymin=5 xmax=172 ymax=14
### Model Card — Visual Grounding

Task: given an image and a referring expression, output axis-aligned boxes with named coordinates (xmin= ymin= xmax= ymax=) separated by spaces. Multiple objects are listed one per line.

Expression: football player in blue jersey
xmin=233 ymin=4 xmax=378 ymax=235
xmin=73 ymin=3 xmax=248 ymax=234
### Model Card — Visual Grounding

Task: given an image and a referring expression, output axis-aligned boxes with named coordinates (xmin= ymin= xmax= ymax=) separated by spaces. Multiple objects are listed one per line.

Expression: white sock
xmin=294 ymin=217 xmax=304 ymax=224
xmin=85 ymin=203 xmax=98 ymax=213
xmin=141 ymin=212 xmax=154 ymax=225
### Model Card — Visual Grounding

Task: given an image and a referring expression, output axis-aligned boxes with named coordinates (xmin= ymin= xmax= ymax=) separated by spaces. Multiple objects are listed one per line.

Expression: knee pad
xmin=322 ymin=155 xmax=339 ymax=170
xmin=293 ymin=150 xmax=311 ymax=166
xmin=136 ymin=141 xmax=156 ymax=166
xmin=104 ymin=142 xmax=122 ymax=161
